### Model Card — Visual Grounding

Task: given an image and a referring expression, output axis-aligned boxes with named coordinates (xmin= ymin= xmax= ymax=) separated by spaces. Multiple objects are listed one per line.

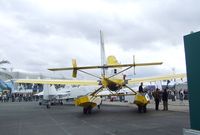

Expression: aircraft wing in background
xmin=15 ymin=79 xmax=99 ymax=86
xmin=128 ymin=73 xmax=186 ymax=84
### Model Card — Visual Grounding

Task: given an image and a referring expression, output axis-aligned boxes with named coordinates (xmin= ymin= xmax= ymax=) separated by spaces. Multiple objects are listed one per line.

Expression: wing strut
xmin=124 ymin=85 xmax=137 ymax=95
xmin=90 ymin=86 xmax=104 ymax=96
xmin=108 ymin=66 xmax=132 ymax=79
xmin=78 ymin=69 xmax=101 ymax=79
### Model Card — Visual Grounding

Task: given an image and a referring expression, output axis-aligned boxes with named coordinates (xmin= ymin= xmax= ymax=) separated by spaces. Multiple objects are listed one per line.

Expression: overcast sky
xmin=0 ymin=0 xmax=199 ymax=79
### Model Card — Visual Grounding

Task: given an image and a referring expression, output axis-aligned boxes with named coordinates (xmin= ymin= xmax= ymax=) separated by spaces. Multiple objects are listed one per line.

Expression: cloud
xmin=0 ymin=0 xmax=197 ymax=78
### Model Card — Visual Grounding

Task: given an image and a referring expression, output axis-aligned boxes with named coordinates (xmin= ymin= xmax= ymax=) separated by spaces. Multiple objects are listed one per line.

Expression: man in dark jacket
xmin=162 ymin=89 xmax=168 ymax=111
xmin=139 ymin=82 xmax=144 ymax=93
xmin=153 ymin=88 xmax=161 ymax=110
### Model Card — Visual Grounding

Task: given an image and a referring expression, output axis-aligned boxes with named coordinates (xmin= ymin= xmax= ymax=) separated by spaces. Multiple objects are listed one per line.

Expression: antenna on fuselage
xmin=100 ymin=30 xmax=106 ymax=77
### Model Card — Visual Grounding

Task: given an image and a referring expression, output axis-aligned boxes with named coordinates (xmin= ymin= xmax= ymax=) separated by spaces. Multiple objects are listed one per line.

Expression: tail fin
xmin=100 ymin=30 xmax=106 ymax=76
xmin=107 ymin=55 xmax=120 ymax=75
xmin=107 ymin=55 xmax=119 ymax=65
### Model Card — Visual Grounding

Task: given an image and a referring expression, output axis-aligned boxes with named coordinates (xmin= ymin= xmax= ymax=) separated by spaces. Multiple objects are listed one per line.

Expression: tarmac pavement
xmin=103 ymin=100 xmax=189 ymax=112
xmin=0 ymin=101 xmax=189 ymax=135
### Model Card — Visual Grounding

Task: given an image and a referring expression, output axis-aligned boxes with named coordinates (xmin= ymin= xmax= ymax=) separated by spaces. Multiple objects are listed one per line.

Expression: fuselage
xmin=101 ymin=77 xmax=125 ymax=91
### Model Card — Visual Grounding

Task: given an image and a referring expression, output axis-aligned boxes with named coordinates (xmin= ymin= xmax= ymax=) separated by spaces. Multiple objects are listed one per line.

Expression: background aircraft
xmin=35 ymin=85 xmax=98 ymax=108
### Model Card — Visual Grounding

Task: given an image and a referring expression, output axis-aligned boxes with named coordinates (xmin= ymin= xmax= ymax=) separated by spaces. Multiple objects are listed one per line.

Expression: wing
xmin=128 ymin=73 xmax=186 ymax=84
xmin=48 ymin=59 xmax=162 ymax=78
xmin=48 ymin=62 xmax=163 ymax=71
xmin=15 ymin=79 xmax=99 ymax=86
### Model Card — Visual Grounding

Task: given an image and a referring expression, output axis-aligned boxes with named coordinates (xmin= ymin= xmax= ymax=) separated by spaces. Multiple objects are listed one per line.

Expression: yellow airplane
xmin=46 ymin=57 xmax=185 ymax=114
xmin=46 ymin=31 xmax=163 ymax=114
xmin=15 ymin=31 xmax=186 ymax=114
xmin=16 ymin=72 xmax=186 ymax=113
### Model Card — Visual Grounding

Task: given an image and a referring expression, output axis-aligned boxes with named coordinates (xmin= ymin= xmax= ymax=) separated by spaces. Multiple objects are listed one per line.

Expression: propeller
xmin=100 ymin=30 xmax=106 ymax=77
xmin=133 ymin=55 xmax=136 ymax=75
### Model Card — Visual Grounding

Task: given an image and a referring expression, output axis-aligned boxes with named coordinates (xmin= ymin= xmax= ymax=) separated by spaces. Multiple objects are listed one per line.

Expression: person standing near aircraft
xmin=139 ymin=82 xmax=144 ymax=93
xmin=153 ymin=88 xmax=161 ymax=110
xmin=179 ymin=89 xmax=184 ymax=104
xmin=137 ymin=82 xmax=147 ymax=113
xmin=162 ymin=88 xmax=168 ymax=111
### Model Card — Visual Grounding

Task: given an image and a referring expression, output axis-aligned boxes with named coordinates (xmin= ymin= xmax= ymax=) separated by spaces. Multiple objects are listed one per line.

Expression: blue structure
xmin=0 ymin=79 xmax=10 ymax=93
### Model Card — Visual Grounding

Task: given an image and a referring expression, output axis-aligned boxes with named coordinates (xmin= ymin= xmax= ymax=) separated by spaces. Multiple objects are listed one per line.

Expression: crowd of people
xmin=139 ymin=82 xmax=188 ymax=111
xmin=0 ymin=92 xmax=38 ymax=103
xmin=152 ymin=88 xmax=168 ymax=111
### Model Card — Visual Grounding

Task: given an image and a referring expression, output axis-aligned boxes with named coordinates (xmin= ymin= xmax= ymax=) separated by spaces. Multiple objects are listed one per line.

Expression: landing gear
xmin=46 ymin=102 xmax=51 ymax=109
xmin=46 ymin=104 xmax=50 ymax=109
xmin=143 ymin=105 xmax=147 ymax=113
xmin=88 ymin=106 xmax=92 ymax=114
xmin=83 ymin=107 xmax=88 ymax=114
xmin=60 ymin=101 xmax=63 ymax=105
xmin=83 ymin=106 xmax=92 ymax=114
xmin=138 ymin=105 xmax=142 ymax=113
xmin=58 ymin=100 xmax=63 ymax=105
xmin=138 ymin=104 xmax=147 ymax=113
